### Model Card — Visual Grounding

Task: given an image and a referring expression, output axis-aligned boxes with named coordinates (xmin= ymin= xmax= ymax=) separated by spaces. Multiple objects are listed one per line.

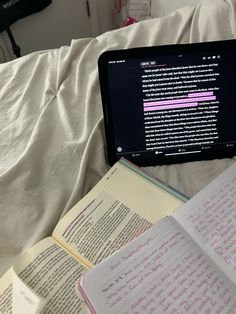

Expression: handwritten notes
xmin=177 ymin=171 xmax=236 ymax=273
xmin=78 ymin=163 xmax=236 ymax=313
xmin=81 ymin=219 xmax=236 ymax=313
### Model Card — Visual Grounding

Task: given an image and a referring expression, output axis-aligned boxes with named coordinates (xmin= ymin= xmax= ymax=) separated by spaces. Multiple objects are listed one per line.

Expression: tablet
xmin=98 ymin=39 xmax=236 ymax=166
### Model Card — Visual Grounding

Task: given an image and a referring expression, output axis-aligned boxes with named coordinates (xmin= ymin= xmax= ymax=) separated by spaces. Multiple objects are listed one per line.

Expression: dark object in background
xmin=0 ymin=0 xmax=52 ymax=58
xmin=0 ymin=0 xmax=52 ymax=32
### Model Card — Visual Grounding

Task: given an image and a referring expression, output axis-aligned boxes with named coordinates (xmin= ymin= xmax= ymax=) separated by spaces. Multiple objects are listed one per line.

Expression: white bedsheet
xmin=0 ymin=0 xmax=235 ymax=276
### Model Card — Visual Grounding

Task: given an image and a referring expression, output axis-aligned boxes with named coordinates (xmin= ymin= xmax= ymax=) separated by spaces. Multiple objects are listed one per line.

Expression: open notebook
xmin=77 ymin=161 xmax=236 ymax=313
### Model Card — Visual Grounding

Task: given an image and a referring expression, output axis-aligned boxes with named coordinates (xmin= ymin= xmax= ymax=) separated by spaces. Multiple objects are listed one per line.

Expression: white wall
xmin=87 ymin=0 xmax=113 ymax=36
xmin=97 ymin=0 xmax=112 ymax=34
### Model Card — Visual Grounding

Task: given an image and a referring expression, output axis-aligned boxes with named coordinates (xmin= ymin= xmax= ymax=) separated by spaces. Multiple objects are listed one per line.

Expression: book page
xmin=173 ymin=162 xmax=236 ymax=284
xmin=0 ymin=237 xmax=88 ymax=314
xmin=12 ymin=271 xmax=44 ymax=314
xmin=0 ymin=269 xmax=12 ymax=314
xmin=77 ymin=218 xmax=236 ymax=313
xmin=54 ymin=191 xmax=153 ymax=268
xmin=53 ymin=160 xmax=184 ymax=267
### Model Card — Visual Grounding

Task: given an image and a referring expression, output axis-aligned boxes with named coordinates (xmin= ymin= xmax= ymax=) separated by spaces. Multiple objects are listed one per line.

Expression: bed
xmin=0 ymin=0 xmax=235 ymax=277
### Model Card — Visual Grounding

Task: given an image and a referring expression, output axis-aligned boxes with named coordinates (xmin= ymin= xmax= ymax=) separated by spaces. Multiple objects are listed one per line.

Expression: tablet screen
xmin=98 ymin=40 xmax=236 ymax=166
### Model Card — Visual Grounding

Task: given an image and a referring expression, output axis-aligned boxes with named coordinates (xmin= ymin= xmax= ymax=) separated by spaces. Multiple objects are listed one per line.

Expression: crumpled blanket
xmin=0 ymin=0 xmax=235 ymax=276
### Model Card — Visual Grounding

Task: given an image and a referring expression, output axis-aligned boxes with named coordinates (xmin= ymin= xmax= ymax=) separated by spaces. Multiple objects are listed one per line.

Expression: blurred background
xmin=0 ymin=0 xmax=200 ymax=62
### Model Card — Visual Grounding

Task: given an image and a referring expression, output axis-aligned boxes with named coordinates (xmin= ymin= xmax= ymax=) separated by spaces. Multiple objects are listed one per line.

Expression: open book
xmin=77 ymin=161 xmax=236 ymax=313
xmin=0 ymin=158 xmax=185 ymax=314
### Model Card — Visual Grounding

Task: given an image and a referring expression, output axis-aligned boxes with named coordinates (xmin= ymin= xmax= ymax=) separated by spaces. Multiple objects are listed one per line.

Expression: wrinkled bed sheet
xmin=0 ymin=0 xmax=235 ymax=276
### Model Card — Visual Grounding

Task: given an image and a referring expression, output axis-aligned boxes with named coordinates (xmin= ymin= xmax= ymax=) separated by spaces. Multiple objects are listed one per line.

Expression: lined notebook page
xmin=103 ymin=162 xmax=184 ymax=223
xmin=173 ymin=162 xmax=236 ymax=284
xmin=78 ymin=218 xmax=236 ymax=313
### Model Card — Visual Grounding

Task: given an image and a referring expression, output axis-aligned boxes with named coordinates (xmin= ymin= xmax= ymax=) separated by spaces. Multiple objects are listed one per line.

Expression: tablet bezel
xmin=98 ymin=39 xmax=236 ymax=166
